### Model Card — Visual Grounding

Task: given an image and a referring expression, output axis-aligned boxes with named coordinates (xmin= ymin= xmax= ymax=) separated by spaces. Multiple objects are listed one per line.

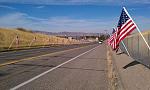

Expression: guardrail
xmin=120 ymin=31 xmax=150 ymax=68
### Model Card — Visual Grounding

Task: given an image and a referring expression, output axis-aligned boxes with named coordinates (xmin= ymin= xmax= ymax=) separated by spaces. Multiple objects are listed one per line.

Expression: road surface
xmin=0 ymin=43 xmax=108 ymax=90
xmin=0 ymin=43 xmax=95 ymax=64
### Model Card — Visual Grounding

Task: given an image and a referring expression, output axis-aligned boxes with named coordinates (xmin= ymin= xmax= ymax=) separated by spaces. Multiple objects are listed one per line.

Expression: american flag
xmin=107 ymin=28 xmax=115 ymax=45
xmin=107 ymin=28 xmax=117 ymax=50
xmin=112 ymin=32 xmax=117 ymax=50
xmin=116 ymin=7 xmax=136 ymax=45
xmin=107 ymin=34 xmax=114 ymax=45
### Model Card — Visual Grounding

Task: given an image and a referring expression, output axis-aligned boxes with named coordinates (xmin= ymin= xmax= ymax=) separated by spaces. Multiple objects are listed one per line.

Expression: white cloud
xmin=0 ymin=0 xmax=150 ymax=5
xmin=0 ymin=12 xmax=149 ymax=33
xmin=0 ymin=12 xmax=116 ymax=32
xmin=36 ymin=6 xmax=45 ymax=9
xmin=0 ymin=12 xmax=29 ymax=26
xmin=133 ymin=0 xmax=150 ymax=4
xmin=0 ymin=5 xmax=16 ymax=10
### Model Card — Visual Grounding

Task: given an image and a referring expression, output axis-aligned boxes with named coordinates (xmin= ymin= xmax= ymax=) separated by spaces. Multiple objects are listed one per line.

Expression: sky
xmin=0 ymin=0 xmax=150 ymax=33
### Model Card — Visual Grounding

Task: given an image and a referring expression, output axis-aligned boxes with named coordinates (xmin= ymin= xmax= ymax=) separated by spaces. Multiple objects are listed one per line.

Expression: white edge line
xmin=10 ymin=45 xmax=99 ymax=90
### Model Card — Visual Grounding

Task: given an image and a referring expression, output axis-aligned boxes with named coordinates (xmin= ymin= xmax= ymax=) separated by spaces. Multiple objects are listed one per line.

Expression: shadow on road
xmin=123 ymin=61 xmax=140 ymax=69
xmin=116 ymin=52 xmax=125 ymax=55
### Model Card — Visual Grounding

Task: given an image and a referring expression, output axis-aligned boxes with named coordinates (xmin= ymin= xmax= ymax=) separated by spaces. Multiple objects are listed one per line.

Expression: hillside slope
xmin=0 ymin=28 xmax=79 ymax=51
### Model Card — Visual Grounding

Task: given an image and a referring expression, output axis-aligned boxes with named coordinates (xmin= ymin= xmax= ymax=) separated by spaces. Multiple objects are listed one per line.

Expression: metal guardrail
xmin=120 ymin=31 xmax=150 ymax=68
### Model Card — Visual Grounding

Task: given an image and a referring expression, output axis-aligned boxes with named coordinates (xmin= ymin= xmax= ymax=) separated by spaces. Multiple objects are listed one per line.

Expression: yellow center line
xmin=0 ymin=45 xmax=96 ymax=67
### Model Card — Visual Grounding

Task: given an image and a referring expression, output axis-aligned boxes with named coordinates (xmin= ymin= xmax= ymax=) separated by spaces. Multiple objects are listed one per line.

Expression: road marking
xmin=0 ymin=45 xmax=96 ymax=67
xmin=10 ymin=45 xmax=99 ymax=90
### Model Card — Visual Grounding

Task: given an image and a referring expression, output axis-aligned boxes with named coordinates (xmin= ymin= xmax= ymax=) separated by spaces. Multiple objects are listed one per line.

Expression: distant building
xmin=68 ymin=37 xmax=72 ymax=41
xmin=96 ymin=37 xmax=99 ymax=41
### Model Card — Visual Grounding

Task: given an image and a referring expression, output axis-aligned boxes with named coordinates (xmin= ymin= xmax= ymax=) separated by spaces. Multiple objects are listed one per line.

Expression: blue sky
xmin=0 ymin=0 xmax=150 ymax=33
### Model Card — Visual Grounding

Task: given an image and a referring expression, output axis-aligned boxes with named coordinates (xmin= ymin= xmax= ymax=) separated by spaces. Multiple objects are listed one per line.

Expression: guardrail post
xmin=15 ymin=35 xmax=19 ymax=48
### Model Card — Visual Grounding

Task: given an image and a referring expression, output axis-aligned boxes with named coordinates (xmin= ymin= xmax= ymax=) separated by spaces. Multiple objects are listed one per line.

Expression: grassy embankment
xmin=0 ymin=28 xmax=79 ymax=51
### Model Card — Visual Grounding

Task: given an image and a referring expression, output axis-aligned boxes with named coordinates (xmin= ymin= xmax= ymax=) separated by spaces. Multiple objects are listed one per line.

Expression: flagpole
xmin=123 ymin=7 xmax=150 ymax=51
xmin=121 ymin=41 xmax=131 ymax=56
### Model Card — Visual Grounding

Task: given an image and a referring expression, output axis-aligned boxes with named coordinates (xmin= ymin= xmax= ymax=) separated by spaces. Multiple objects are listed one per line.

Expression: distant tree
xmin=98 ymin=34 xmax=108 ymax=41
xmin=16 ymin=27 xmax=33 ymax=33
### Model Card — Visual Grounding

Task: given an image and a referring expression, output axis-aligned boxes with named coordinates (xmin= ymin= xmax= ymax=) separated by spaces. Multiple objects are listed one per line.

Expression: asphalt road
xmin=0 ymin=43 xmax=108 ymax=90
xmin=0 ymin=43 xmax=95 ymax=64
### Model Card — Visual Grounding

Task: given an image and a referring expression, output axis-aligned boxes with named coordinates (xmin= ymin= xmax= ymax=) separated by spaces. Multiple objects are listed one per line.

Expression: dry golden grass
xmin=0 ymin=28 xmax=79 ymax=51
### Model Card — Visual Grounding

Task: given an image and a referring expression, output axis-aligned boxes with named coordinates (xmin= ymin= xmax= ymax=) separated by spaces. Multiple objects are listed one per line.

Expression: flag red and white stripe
xmin=108 ymin=7 xmax=137 ymax=51
xmin=117 ymin=19 xmax=136 ymax=44
xmin=107 ymin=31 xmax=117 ymax=50
xmin=116 ymin=7 xmax=137 ymax=45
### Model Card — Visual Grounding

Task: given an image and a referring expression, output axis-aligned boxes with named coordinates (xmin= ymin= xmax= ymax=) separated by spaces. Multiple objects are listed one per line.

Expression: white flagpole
xmin=121 ymin=41 xmax=131 ymax=56
xmin=113 ymin=27 xmax=131 ymax=56
xmin=123 ymin=7 xmax=150 ymax=51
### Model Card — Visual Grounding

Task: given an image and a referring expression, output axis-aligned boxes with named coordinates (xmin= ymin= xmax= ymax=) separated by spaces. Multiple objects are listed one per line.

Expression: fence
xmin=120 ymin=31 xmax=150 ymax=68
xmin=0 ymin=34 xmax=82 ymax=52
